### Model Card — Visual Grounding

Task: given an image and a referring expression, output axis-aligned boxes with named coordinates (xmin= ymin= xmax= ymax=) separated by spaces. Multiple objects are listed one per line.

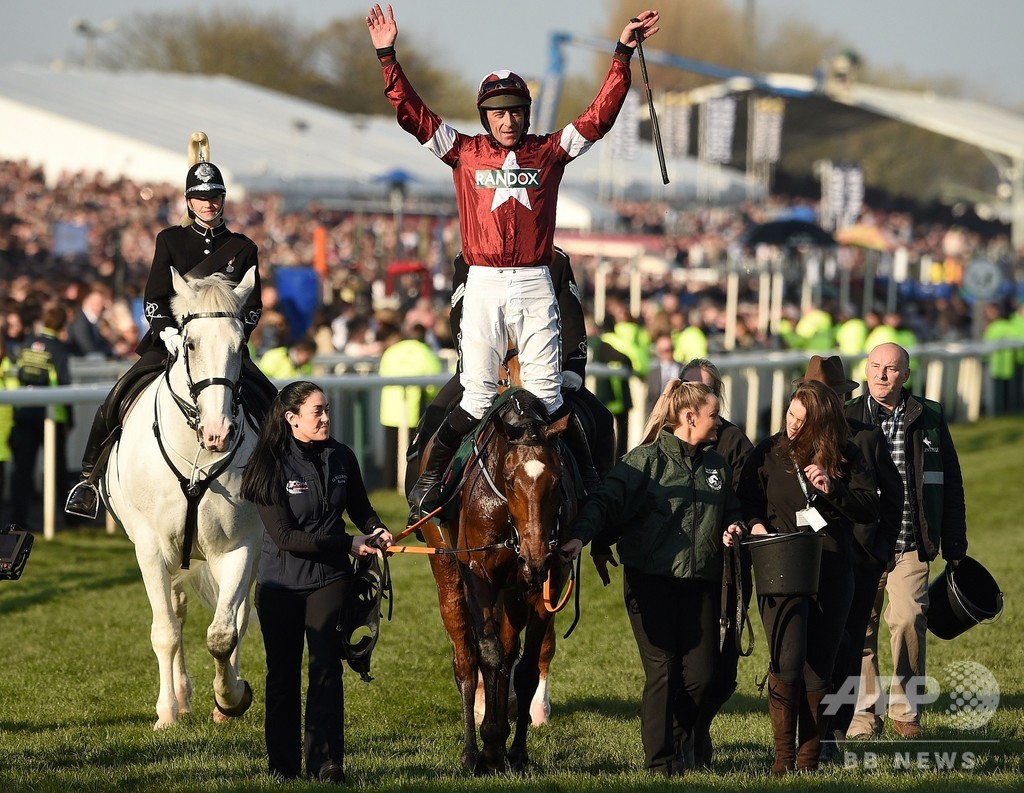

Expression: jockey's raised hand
xmin=619 ymin=10 xmax=661 ymax=47
xmin=366 ymin=4 xmax=398 ymax=49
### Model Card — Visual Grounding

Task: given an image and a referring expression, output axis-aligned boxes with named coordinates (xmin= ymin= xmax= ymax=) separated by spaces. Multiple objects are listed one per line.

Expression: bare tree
xmin=601 ymin=0 xmax=747 ymax=92
xmin=97 ymin=10 xmax=468 ymax=117
xmin=311 ymin=15 xmax=472 ymax=118
xmin=100 ymin=12 xmax=322 ymax=99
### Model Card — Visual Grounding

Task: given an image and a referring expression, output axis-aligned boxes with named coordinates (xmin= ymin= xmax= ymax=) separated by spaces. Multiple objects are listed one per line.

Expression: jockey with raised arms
xmin=366 ymin=3 xmax=661 ymax=523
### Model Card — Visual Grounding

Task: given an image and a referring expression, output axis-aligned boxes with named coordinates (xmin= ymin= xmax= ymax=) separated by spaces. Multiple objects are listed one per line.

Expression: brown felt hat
xmin=793 ymin=354 xmax=859 ymax=394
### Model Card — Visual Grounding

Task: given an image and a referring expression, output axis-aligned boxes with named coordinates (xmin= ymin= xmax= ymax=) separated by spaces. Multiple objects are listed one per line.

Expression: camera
xmin=0 ymin=524 xmax=33 ymax=580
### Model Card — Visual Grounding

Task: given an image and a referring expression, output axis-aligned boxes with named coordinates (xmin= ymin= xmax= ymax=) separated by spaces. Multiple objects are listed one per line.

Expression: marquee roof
xmin=0 ymin=64 xmax=750 ymax=209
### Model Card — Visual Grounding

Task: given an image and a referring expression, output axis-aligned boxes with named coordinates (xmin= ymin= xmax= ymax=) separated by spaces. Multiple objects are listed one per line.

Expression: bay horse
xmin=102 ymin=268 xmax=261 ymax=729
xmin=421 ymin=388 xmax=577 ymax=774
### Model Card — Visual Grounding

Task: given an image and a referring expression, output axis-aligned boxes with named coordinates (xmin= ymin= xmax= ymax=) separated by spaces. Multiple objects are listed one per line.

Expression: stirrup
xmin=65 ymin=480 xmax=100 ymax=520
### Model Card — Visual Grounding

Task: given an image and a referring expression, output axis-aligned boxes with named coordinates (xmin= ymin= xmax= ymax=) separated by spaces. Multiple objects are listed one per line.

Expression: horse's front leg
xmin=207 ymin=545 xmax=256 ymax=722
xmin=468 ymin=572 xmax=512 ymax=775
xmin=170 ymin=577 xmax=193 ymax=716
xmin=134 ymin=539 xmax=183 ymax=729
xmin=530 ymin=603 xmax=557 ymax=727
xmin=509 ymin=598 xmax=548 ymax=771
xmin=428 ymin=549 xmax=481 ymax=772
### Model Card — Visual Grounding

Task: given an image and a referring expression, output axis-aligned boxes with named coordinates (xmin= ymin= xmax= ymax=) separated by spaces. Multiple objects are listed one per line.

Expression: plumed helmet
xmin=477 ymin=70 xmax=532 ymax=135
xmin=184 ymin=161 xmax=226 ymax=198
xmin=181 ymin=131 xmax=225 ymax=227
xmin=183 ymin=131 xmax=226 ymax=197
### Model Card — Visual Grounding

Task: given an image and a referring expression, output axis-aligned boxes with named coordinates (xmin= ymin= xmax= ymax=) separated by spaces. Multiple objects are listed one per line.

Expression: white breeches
xmin=458 ymin=266 xmax=562 ymax=420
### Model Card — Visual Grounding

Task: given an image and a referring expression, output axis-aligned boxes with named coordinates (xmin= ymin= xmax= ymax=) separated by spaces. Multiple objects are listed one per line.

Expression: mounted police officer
xmin=65 ymin=132 xmax=277 ymax=520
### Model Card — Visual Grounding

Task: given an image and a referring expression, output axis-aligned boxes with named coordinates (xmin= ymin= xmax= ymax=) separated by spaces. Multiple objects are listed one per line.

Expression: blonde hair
xmin=640 ymin=380 xmax=715 ymax=445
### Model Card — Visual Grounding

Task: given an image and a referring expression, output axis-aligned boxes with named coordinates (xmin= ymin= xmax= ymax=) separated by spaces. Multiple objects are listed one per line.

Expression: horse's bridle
xmin=165 ymin=311 xmax=244 ymax=434
xmin=154 ymin=310 xmax=246 ymax=570
xmin=503 ymin=427 xmax=564 ymax=557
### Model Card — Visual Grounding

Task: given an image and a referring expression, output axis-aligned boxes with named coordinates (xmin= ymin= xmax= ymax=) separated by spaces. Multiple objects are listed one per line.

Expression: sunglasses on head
xmin=481 ymin=76 xmax=526 ymax=93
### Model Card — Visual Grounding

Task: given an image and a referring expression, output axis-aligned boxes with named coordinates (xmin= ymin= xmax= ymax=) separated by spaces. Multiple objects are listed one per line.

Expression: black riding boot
xmin=65 ymin=404 xmax=110 ymax=520
xmin=560 ymin=410 xmax=602 ymax=497
xmin=407 ymin=406 xmax=475 ymax=525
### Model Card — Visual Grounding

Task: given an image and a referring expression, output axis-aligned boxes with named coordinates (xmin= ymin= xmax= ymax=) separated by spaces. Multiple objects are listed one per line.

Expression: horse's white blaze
xmin=104 ymin=269 xmax=261 ymax=729
xmin=522 ymin=459 xmax=546 ymax=480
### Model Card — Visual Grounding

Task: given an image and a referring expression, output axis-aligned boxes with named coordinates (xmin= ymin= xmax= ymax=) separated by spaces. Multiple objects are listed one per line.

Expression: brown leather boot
xmin=767 ymin=673 xmax=798 ymax=775
xmin=797 ymin=687 xmax=828 ymax=772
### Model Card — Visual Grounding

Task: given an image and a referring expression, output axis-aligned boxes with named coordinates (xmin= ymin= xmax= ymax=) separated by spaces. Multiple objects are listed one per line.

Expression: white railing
xmin=4 ymin=340 xmax=1023 ymax=539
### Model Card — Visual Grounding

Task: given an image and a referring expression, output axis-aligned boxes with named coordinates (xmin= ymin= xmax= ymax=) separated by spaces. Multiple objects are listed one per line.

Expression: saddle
xmin=435 ymin=388 xmax=583 ymax=523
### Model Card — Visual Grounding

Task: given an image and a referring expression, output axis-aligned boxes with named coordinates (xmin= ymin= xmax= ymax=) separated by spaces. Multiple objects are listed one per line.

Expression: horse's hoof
xmin=473 ymin=754 xmax=505 ymax=776
xmin=153 ymin=717 xmax=176 ymax=730
xmin=212 ymin=680 xmax=253 ymax=723
xmin=509 ymin=748 xmax=529 ymax=773
xmin=461 ymin=750 xmax=478 ymax=773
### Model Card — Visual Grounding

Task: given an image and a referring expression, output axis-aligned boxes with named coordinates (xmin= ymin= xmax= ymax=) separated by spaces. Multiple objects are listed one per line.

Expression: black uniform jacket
xmin=138 ymin=223 xmax=262 ymax=355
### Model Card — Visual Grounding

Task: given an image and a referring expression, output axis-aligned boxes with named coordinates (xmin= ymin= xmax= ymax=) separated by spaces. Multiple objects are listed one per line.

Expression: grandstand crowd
xmin=3 ymin=159 xmax=1022 ymax=370
xmin=3 ymin=158 xmax=1024 ymax=524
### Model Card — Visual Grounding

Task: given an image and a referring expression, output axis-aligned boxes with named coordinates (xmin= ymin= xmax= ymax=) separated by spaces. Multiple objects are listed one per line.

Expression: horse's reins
xmin=155 ymin=311 xmax=246 ymax=570
xmin=720 ymin=541 xmax=754 ymax=657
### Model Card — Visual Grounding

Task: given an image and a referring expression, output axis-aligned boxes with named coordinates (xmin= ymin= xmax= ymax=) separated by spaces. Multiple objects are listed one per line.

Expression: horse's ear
xmin=234 ymin=267 xmax=257 ymax=301
xmin=545 ymin=413 xmax=571 ymax=439
xmin=169 ymin=267 xmax=189 ymax=296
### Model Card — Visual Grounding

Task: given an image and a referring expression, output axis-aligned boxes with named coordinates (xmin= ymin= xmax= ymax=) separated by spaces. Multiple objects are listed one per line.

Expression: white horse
xmin=103 ymin=268 xmax=262 ymax=729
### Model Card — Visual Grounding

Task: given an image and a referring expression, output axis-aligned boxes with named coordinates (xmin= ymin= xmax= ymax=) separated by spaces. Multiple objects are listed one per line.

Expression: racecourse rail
xmin=3 ymin=341 xmax=1022 ymax=540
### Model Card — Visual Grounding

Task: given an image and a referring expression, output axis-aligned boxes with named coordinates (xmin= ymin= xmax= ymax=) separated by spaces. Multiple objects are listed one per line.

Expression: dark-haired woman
xmin=736 ymin=381 xmax=878 ymax=774
xmin=563 ymin=380 xmax=746 ymax=777
xmin=241 ymin=381 xmax=393 ymax=783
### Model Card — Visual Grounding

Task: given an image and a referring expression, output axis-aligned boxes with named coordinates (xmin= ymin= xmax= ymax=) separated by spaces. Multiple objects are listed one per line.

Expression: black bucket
xmin=927 ymin=556 xmax=1003 ymax=640
xmin=743 ymin=531 xmax=823 ymax=597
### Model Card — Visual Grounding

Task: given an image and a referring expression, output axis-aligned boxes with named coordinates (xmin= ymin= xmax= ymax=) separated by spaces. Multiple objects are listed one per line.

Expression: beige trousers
xmin=848 ymin=551 xmax=930 ymax=733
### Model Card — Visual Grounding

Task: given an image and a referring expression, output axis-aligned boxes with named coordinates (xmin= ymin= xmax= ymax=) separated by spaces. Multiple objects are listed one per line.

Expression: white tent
xmin=0 ymin=64 xmax=752 ymax=206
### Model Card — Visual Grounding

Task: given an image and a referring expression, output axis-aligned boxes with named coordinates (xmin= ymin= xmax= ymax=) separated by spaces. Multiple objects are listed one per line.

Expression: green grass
xmin=2 ymin=416 xmax=1024 ymax=791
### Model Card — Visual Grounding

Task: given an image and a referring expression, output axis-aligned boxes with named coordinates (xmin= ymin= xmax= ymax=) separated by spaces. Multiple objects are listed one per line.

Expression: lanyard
xmin=793 ymin=456 xmax=816 ymax=509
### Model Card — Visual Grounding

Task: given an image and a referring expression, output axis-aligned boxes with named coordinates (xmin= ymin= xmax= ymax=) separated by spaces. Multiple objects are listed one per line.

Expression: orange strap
xmin=392 ymin=506 xmax=443 ymax=544
xmin=543 ymin=567 xmax=574 ymax=613
xmin=385 ymin=545 xmax=443 ymax=555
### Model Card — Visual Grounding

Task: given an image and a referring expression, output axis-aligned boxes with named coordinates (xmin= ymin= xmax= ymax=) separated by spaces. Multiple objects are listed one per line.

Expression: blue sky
xmin=3 ymin=1 xmax=1022 ymax=110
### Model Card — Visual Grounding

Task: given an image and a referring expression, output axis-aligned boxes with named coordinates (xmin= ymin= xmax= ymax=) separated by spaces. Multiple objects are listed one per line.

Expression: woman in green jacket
xmin=562 ymin=380 xmax=746 ymax=777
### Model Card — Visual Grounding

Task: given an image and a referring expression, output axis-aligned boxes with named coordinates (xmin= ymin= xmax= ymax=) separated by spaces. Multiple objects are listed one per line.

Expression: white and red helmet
xmin=477 ymin=70 xmax=532 ymax=134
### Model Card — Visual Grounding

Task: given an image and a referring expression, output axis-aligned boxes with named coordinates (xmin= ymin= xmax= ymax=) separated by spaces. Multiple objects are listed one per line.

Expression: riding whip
xmin=631 ymin=19 xmax=670 ymax=185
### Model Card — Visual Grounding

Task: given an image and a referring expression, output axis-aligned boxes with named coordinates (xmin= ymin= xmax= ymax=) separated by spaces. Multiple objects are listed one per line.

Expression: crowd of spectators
xmin=3 ymin=158 xmax=1024 ymax=523
xmin=2 ymin=157 xmax=1023 ymax=376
